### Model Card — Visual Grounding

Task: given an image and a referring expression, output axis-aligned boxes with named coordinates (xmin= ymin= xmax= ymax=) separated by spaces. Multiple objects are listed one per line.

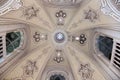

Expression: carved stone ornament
xmin=33 ymin=32 xmax=41 ymax=42
xmin=41 ymin=0 xmax=84 ymax=8
xmin=84 ymin=8 xmax=99 ymax=22
xmin=79 ymin=34 xmax=87 ymax=44
xmin=55 ymin=10 xmax=67 ymax=25
xmin=53 ymin=50 xmax=64 ymax=63
xmin=33 ymin=32 xmax=47 ymax=42
xmin=79 ymin=64 xmax=94 ymax=80
xmin=23 ymin=6 xmax=39 ymax=19
xmin=0 ymin=0 xmax=22 ymax=16
xmin=23 ymin=60 xmax=38 ymax=77
xmin=101 ymin=0 xmax=120 ymax=22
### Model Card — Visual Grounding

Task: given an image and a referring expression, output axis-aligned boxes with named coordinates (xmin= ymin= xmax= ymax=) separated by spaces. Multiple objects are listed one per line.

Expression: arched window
xmin=97 ymin=35 xmax=113 ymax=60
xmin=0 ymin=24 xmax=27 ymax=65
xmin=6 ymin=31 xmax=24 ymax=55
xmin=93 ymin=28 xmax=120 ymax=78
xmin=0 ymin=23 xmax=29 ymax=76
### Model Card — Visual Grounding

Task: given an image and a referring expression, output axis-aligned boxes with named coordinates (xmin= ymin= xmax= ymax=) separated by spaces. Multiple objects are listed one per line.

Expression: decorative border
xmin=0 ymin=0 xmax=22 ymax=16
xmin=101 ymin=0 xmax=120 ymax=22
xmin=41 ymin=0 xmax=82 ymax=8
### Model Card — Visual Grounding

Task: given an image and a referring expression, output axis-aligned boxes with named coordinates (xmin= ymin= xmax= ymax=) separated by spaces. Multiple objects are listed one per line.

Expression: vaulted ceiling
xmin=0 ymin=0 xmax=120 ymax=80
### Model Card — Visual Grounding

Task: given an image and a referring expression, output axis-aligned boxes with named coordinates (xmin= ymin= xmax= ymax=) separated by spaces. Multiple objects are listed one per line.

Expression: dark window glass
xmin=6 ymin=32 xmax=22 ymax=55
xmin=97 ymin=36 xmax=113 ymax=60
xmin=50 ymin=74 xmax=65 ymax=80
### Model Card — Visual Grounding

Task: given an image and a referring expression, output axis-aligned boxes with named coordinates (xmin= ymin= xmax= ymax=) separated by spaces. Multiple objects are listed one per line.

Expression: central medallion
xmin=55 ymin=32 xmax=65 ymax=43
xmin=52 ymin=30 xmax=68 ymax=46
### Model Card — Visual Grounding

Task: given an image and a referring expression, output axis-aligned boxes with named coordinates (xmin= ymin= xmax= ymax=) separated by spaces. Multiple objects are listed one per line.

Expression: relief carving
xmin=33 ymin=32 xmax=41 ymax=42
xmin=23 ymin=60 xmax=38 ymax=77
xmin=23 ymin=6 xmax=39 ymax=20
xmin=70 ymin=8 xmax=99 ymax=30
xmin=33 ymin=32 xmax=47 ymax=42
xmin=53 ymin=50 xmax=64 ymax=63
xmin=84 ymin=8 xmax=99 ymax=22
xmin=55 ymin=10 xmax=67 ymax=25
xmin=79 ymin=34 xmax=87 ymax=45
xmin=79 ymin=64 xmax=94 ymax=80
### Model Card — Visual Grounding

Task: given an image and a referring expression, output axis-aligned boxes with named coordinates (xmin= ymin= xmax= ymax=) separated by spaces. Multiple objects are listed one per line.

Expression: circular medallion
xmin=52 ymin=30 xmax=68 ymax=46
xmin=54 ymin=32 xmax=65 ymax=43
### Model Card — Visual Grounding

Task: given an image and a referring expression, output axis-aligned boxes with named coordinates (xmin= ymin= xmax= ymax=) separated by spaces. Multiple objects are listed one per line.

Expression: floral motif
xmin=23 ymin=60 xmax=38 ymax=77
xmin=79 ymin=64 xmax=94 ymax=80
xmin=53 ymin=50 xmax=64 ymax=63
xmin=55 ymin=10 xmax=67 ymax=25
xmin=84 ymin=8 xmax=99 ymax=22
xmin=23 ymin=6 xmax=39 ymax=19
xmin=79 ymin=34 xmax=87 ymax=44
xmin=56 ymin=10 xmax=67 ymax=18
xmin=54 ymin=56 xmax=64 ymax=63
xmin=33 ymin=32 xmax=47 ymax=42
xmin=33 ymin=32 xmax=41 ymax=42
